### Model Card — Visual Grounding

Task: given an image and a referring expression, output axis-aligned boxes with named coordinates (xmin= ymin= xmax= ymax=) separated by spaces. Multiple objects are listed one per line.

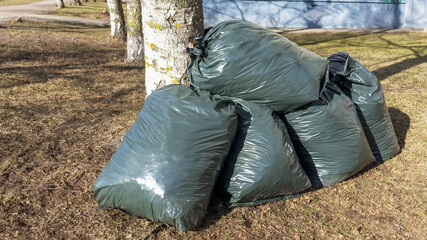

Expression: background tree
xmin=56 ymin=0 xmax=65 ymax=8
xmin=72 ymin=0 xmax=82 ymax=6
xmin=107 ymin=0 xmax=127 ymax=41
xmin=126 ymin=0 xmax=144 ymax=63
xmin=142 ymin=0 xmax=204 ymax=96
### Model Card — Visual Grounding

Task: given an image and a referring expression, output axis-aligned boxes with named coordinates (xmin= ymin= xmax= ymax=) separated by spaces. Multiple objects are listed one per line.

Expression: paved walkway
xmin=0 ymin=0 xmax=109 ymax=26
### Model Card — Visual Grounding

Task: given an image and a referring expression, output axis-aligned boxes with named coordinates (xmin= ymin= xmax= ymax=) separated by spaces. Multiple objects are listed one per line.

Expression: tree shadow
xmin=0 ymin=63 xmax=111 ymax=89
xmin=0 ymin=44 xmax=126 ymax=89
xmin=283 ymin=32 xmax=374 ymax=47
xmin=372 ymin=55 xmax=427 ymax=81
xmin=372 ymin=35 xmax=426 ymax=81
xmin=230 ymin=0 xmax=247 ymax=21
xmin=6 ymin=20 xmax=108 ymax=32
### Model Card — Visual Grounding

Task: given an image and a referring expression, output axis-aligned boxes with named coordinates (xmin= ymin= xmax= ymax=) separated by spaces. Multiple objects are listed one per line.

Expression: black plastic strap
xmin=327 ymin=52 xmax=350 ymax=75
xmin=187 ymin=34 xmax=206 ymax=58
xmin=186 ymin=47 xmax=204 ymax=56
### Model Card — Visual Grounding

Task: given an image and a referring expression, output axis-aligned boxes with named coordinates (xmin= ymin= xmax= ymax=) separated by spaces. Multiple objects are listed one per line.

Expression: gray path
xmin=0 ymin=0 xmax=109 ymax=26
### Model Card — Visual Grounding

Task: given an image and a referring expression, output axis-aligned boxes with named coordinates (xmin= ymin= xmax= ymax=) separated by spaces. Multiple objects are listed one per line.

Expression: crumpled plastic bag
xmin=93 ymin=85 xmax=237 ymax=232
xmin=328 ymin=52 xmax=400 ymax=162
xmin=189 ymin=20 xmax=328 ymax=113
xmin=216 ymin=99 xmax=311 ymax=206
xmin=282 ymin=82 xmax=375 ymax=187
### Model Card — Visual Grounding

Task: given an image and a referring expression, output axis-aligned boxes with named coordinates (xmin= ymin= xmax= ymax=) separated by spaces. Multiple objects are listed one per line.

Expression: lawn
xmin=0 ymin=20 xmax=426 ymax=239
xmin=50 ymin=1 xmax=124 ymax=21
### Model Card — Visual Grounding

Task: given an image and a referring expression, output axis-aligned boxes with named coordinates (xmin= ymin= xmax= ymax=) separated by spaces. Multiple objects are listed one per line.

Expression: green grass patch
xmin=0 ymin=21 xmax=426 ymax=239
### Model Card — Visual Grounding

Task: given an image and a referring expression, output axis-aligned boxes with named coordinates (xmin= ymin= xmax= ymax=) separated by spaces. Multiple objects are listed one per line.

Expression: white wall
xmin=204 ymin=0 xmax=427 ymax=28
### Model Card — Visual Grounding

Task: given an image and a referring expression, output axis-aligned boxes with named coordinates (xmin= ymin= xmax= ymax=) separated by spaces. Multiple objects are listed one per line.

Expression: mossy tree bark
xmin=142 ymin=0 xmax=204 ymax=96
xmin=56 ymin=0 xmax=65 ymax=8
xmin=126 ymin=0 xmax=144 ymax=63
xmin=107 ymin=0 xmax=127 ymax=41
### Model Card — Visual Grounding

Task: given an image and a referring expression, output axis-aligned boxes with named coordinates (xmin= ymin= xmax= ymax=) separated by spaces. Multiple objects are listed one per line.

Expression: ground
xmin=0 ymin=0 xmax=108 ymax=26
xmin=49 ymin=1 xmax=115 ymax=21
xmin=0 ymin=0 xmax=42 ymax=7
xmin=0 ymin=20 xmax=426 ymax=239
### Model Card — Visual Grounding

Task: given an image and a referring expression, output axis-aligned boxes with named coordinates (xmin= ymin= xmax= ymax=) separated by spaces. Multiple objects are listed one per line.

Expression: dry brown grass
xmin=50 ymin=1 xmax=123 ymax=22
xmin=0 ymin=21 xmax=426 ymax=239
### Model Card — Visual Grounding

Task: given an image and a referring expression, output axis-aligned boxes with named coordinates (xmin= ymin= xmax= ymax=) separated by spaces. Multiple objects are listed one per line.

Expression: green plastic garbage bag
xmin=93 ymin=85 xmax=237 ymax=232
xmin=282 ymin=82 xmax=375 ymax=188
xmin=188 ymin=20 xmax=328 ymax=113
xmin=216 ymin=100 xmax=311 ymax=207
xmin=328 ymin=52 xmax=400 ymax=162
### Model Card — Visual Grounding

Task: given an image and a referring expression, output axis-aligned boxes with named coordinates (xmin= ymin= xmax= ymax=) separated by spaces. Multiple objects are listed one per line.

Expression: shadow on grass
xmin=283 ymin=30 xmax=403 ymax=48
xmin=197 ymin=197 xmax=232 ymax=231
xmin=287 ymin=33 xmax=426 ymax=81
xmin=368 ymin=35 xmax=425 ymax=81
xmin=345 ymin=106 xmax=410 ymax=184
xmin=0 ymin=43 xmax=131 ymax=88
xmin=372 ymin=55 xmax=427 ymax=81
xmin=6 ymin=21 xmax=108 ymax=32
xmin=285 ymin=32 xmax=369 ymax=47
xmin=0 ymin=64 xmax=102 ymax=88
xmin=0 ymin=63 xmax=140 ymax=89
xmin=0 ymin=47 xmax=122 ymax=63
xmin=388 ymin=107 xmax=410 ymax=149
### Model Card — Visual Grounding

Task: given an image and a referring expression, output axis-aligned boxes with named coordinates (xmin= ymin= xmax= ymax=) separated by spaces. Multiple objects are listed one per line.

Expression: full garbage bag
xmin=282 ymin=82 xmax=375 ymax=188
xmin=328 ymin=52 xmax=400 ymax=162
xmin=216 ymin=100 xmax=311 ymax=206
xmin=188 ymin=20 xmax=328 ymax=112
xmin=93 ymin=85 xmax=237 ymax=232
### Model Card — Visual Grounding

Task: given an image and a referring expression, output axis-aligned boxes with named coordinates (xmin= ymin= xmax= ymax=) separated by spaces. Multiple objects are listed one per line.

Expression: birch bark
xmin=126 ymin=0 xmax=144 ymax=63
xmin=72 ymin=0 xmax=82 ymax=5
xmin=142 ymin=0 xmax=204 ymax=96
xmin=107 ymin=0 xmax=127 ymax=41
xmin=56 ymin=0 xmax=65 ymax=8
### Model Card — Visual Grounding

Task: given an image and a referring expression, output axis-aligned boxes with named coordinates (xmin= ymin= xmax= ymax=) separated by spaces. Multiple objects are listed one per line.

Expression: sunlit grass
xmin=51 ymin=1 xmax=127 ymax=21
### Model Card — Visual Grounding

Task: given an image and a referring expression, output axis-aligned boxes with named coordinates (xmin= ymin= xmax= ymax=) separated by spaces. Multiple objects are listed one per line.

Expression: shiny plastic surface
xmin=283 ymin=82 xmax=375 ymax=188
xmin=328 ymin=53 xmax=400 ymax=162
xmin=189 ymin=20 xmax=329 ymax=113
xmin=93 ymin=85 xmax=237 ymax=232
xmin=216 ymin=100 xmax=311 ymax=206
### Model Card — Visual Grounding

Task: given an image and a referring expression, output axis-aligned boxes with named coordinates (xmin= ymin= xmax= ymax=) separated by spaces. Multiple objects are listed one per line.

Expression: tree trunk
xmin=107 ymin=0 xmax=127 ymax=41
xmin=72 ymin=0 xmax=82 ymax=5
xmin=56 ymin=0 xmax=65 ymax=8
xmin=126 ymin=0 xmax=144 ymax=63
xmin=142 ymin=0 xmax=204 ymax=96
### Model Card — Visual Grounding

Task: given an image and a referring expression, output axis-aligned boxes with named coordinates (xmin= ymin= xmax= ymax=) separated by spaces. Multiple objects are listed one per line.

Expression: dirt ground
xmin=0 ymin=21 xmax=426 ymax=239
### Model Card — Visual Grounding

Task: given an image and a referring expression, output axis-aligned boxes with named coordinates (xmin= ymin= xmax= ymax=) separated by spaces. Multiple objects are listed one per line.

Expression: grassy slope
xmin=0 ymin=0 xmax=42 ymax=7
xmin=0 ymin=21 xmax=426 ymax=239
